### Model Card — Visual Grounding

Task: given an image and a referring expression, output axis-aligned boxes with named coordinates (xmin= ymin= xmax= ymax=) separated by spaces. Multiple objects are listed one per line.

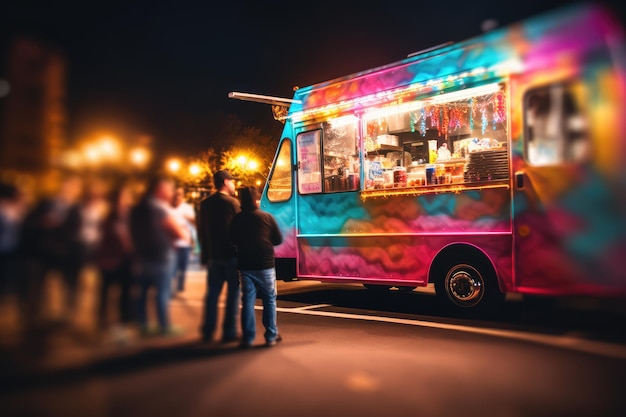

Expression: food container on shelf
xmin=377 ymin=134 xmax=399 ymax=147
xmin=425 ymin=164 xmax=436 ymax=185
xmin=408 ymin=172 xmax=426 ymax=187
xmin=383 ymin=170 xmax=394 ymax=187
xmin=393 ymin=166 xmax=407 ymax=187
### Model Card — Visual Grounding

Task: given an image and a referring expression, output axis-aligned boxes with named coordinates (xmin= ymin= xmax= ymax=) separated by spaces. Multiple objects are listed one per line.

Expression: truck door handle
xmin=515 ymin=171 xmax=524 ymax=189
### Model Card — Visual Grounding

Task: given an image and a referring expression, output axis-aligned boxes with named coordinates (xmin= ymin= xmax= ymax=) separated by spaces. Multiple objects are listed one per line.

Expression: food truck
xmin=229 ymin=3 xmax=626 ymax=310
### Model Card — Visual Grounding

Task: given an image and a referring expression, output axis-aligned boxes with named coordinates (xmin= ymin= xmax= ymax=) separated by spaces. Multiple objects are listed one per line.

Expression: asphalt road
xmin=1 ymin=272 xmax=626 ymax=417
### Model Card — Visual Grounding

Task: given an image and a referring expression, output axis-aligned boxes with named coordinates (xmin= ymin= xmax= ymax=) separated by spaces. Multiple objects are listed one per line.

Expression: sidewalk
xmin=0 ymin=260 xmax=211 ymax=380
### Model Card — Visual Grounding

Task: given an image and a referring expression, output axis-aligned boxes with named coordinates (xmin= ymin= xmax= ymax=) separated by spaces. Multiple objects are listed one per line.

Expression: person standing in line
xmin=94 ymin=184 xmax=135 ymax=338
xmin=129 ymin=175 xmax=188 ymax=336
xmin=171 ymin=186 xmax=196 ymax=294
xmin=63 ymin=177 xmax=109 ymax=315
xmin=0 ymin=182 xmax=26 ymax=298
xmin=16 ymin=174 xmax=83 ymax=329
xmin=197 ymin=170 xmax=240 ymax=343
xmin=230 ymin=186 xmax=283 ymax=348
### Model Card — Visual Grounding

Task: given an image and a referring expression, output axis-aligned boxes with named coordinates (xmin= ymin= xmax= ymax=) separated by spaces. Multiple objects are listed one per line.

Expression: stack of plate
xmin=464 ymin=149 xmax=509 ymax=182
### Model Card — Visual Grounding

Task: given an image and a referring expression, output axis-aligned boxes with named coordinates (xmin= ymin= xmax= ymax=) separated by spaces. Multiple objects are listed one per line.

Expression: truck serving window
xmin=524 ymin=83 xmax=590 ymax=166
xmin=296 ymin=130 xmax=322 ymax=194
xmin=362 ymin=83 xmax=509 ymax=190
xmin=322 ymin=117 xmax=360 ymax=192
xmin=267 ymin=139 xmax=293 ymax=202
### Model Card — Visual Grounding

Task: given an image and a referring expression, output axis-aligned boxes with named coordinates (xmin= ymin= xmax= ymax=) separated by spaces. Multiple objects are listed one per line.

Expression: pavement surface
xmin=2 ymin=259 xmax=626 ymax=417
xmin=0 ymin=258 xmax=210 ymax=376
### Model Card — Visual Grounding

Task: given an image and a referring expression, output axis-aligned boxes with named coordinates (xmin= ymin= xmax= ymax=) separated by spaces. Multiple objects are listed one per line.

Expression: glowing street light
xmin=99 ymin=136 xmax=120 ymax=160
xmin=167 ymin=158 xmax=182 ymax=174
xmin=236 ymin=154 xmax=259 ymax=172
xmin=83 ymin=143 xmax=101 ymax=165
xmin=188 ymin=162 xmax=202 ymax=177
xmin=130 ymin=147 xmax=150 ymax=168
xmin=247 ymin=159 xmax=259 ymax=171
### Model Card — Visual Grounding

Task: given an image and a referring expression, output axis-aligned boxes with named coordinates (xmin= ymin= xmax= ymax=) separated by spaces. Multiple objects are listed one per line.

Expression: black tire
xmin=434 ymin=260 xmax=503 ymax=312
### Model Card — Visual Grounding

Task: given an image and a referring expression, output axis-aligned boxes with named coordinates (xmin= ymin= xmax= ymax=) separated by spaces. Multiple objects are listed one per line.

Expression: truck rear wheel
xmin=432 ymin=249 xmax=504 ymax=312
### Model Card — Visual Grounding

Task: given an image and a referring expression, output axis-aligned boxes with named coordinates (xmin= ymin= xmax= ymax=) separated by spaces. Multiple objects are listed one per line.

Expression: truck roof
xmin=286 ymin=2 xmax=622 ymax=122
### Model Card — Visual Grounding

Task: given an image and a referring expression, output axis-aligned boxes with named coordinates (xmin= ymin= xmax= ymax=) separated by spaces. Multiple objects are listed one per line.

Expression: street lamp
xmin=83 ymin=143 xmax=101 ymax=166
xmin=98 ymin=136 xmax=120 ymax=161
xmin=130 ymin=147 xmax=150 ymax=169
xmin=166 ymin=158 xmax=182 ymax=174
xmin=188 ymin=163 xmax=202 ymax=177
xmin=247 ymin=159 xmax=259 ymax=171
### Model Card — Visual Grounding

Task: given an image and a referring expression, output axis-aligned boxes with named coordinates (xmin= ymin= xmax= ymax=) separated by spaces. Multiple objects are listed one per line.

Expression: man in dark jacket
xmin=230 ymin=186 xmax=283 ymax=348
xmin=197 ymin=170 xmax=241 ymax=342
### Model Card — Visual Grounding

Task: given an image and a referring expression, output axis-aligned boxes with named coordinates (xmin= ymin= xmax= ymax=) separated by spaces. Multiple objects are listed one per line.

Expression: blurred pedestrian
xmin=63 ymin=177 xmax=109 ymax=313
xmin=129 ymin=175 xmax=188 ymax=335
xmin=171 ymin=186 xmax=196 ymax=293
xmin=230 ymin=186 xmax=283 ymax=348
xmin=94 ymin=184 xmax=135 ymax=338
xmin=16 ymin=174 xmax=83 ymax=328
xmin=197 ymin=170 xmax=240 ymax=343
xmin=0 ymin=182 xmax=26 ymax=298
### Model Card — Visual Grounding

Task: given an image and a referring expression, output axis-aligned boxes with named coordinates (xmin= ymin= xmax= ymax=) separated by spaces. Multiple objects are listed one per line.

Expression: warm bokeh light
xmin=60 ymin=149 xmax=83 ymax=169
xmin=167 ymin=158 xmax=182 ymax=173
xmin=83 ymin=144 xmax=101 ymax=165
xmin=188 ymin=162 xmax=202 ymax=176
xmin=98 ymin=136 xmax=120 ymax=159
xmin=130 ymin=147 xmax=150 ymax=168
xmin=235 ymin=154 xmax=259 ymax=171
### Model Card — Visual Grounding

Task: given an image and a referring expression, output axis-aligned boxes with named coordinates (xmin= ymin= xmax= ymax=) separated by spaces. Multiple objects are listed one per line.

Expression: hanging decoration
xmin=469 ymin=98 xmax=474 ymax=131
xmin=492 ymin=91 xmax=506 ymax=124
xmin=410 ymin=111 xmax=417 ymax=133
xmin=419 ymin=107 xmax=426 ymax=136
xmin=449 ymin=107 xmax=462 ymax=132
xmin=439 ymin=106 xmax=450 ymax=135
xmin=481 ymin=104 xmax=488 ymax=134
xmin=428 ymin=105 xmax=439 ymax=131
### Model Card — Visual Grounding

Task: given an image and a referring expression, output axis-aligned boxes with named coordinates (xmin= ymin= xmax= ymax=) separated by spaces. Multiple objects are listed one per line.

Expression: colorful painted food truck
xmin=229 ymin=3 xmax=626 ymax=310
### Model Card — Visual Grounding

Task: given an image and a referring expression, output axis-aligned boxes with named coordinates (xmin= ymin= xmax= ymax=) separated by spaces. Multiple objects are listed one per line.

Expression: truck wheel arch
xmin=428 ymin=243 xmax=504 ymax=311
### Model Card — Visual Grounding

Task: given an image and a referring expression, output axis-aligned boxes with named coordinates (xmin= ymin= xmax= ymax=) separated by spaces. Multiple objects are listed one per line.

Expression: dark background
xmin=1 ymin=0 xmax=624 ymax=157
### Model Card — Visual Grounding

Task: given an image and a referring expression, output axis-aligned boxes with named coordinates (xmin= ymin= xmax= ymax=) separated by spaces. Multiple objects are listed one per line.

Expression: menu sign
xmin=297 ymin=130 xmax=322 ymax=194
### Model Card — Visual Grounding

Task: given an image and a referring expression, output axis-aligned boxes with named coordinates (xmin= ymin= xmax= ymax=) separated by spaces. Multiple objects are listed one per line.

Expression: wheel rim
xmin=445 ymin=264 xmax=484 ymax=307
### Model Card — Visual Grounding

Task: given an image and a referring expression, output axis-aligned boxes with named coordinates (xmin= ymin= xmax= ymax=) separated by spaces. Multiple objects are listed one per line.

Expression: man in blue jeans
xmin=230 ymin=186 xmax=283 ymax=348
xmin=129 ymin=176 xmax=188 ymax=335
xmin=197 ymin=170 xmax=241 ymax=343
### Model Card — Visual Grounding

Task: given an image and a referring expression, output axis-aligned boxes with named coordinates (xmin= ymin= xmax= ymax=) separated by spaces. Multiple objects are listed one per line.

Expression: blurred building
xmin=0 ymin=36 xmax=67 ymax=193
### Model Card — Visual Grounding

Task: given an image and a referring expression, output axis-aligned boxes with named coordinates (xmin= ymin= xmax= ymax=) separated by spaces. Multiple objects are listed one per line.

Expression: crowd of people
xmin=0 ymin=168 xmax=283 ymax=352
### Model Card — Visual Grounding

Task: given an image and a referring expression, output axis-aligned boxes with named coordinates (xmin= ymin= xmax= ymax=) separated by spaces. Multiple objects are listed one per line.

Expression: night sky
xmin=2 ymin=0 xmax=624 ymax=158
